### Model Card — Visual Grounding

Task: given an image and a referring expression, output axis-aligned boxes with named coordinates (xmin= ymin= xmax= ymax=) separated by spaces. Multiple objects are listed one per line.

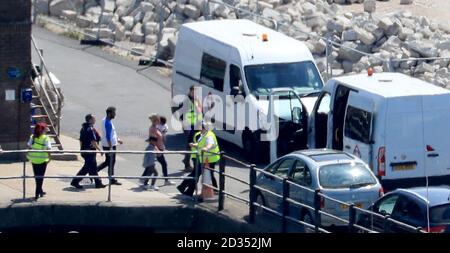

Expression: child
xmin=157 ymin=115 xmax=168 ymax=143
xmin=141 ymin=136 xmax=159 ymax=191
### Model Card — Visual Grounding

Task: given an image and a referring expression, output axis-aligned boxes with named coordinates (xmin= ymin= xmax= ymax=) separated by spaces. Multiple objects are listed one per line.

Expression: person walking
xmin=195 ymin=121 xmax=219 ymax=190
xmin=181 ymin=85 xmax=203 ymax=172
xmin=149 ymin=114 xmax=175 ymax=186
xmin=177 ymin=126 xmax=202 ymax=197
xmin=141 ymin=136 xmax=159 ymax=191
xmin=97 ymin=106 xmax=123 ymax=185
xmin=157 ymin=115 xmax=168 ymax=143
xmin=71 ymin=114 xmax=106 ymax=189
xmin=27 ymin=122 xmax=51 ymax=200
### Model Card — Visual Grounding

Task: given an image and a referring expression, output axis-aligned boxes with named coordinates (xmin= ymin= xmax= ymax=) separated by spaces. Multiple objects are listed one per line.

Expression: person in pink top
xmin=149 ymin=114 xmax=175 ymax=186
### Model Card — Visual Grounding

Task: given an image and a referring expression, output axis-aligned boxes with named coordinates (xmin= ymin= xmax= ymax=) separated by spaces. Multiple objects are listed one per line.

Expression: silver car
xmin=256 ymin=149 xmax=383 ymax=228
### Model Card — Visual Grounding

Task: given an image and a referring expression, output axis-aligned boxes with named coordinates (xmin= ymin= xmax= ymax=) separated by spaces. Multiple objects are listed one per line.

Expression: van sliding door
xmin=422 ymin=95 xmax=450 ymax=178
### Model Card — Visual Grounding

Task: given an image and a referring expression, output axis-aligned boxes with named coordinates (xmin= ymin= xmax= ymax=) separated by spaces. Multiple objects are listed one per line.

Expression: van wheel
xmin=243 ymin=131 xmax=259 ymax=163
xmin=300 ymin=211 xmax=315 ymax=233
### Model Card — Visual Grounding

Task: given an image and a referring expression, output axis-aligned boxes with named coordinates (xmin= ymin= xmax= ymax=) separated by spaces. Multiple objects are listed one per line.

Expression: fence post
xmin=22 ymin=160 xmax=26 ymax=199
xmin=248 ymin=164 xmax=257 ymax=224
xmin=282 ymin=178 xmax=290 ymax=233
xmin=96 ymin=0 xmax=104 ymax=41
xmin=313 ymin=189 xmax=322 ymax=233
xmin=193 ymin=150 xmax=200 ymax=203
xmin=383 ymin=215 xmax=390 ymax=232
xmin=325 ymin=34 xmax=333 ymax=80
xmin=107 ymin=149 xmax=112 ymax=202
xmin=39 ymin=49 xmax=44 ymax=71
xmin=155 ymin=0 xmax=165 ymax=61
xmin=33 ymin=0 xmax=37 ymax=24
xmin=57 ymin=98 xmax=61 ymax=137
xmin=203 ymin=0 xmax=210 ymax=20
xmin=218 ymin=152 xmax=225 ymax=211
xmin=348 ymin=204 xmax=356 ymax=233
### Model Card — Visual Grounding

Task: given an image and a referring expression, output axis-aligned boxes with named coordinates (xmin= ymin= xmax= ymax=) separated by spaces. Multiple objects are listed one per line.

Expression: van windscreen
xmin=244 ymin=61 xmax=323 ymax=96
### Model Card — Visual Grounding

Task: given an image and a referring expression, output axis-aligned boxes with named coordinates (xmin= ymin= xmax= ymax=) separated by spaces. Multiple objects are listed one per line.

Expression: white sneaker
xmin=164 ymin=180 xmax=176 ymax=186
xmin=149 ymin=185 xmax=160 ymax=191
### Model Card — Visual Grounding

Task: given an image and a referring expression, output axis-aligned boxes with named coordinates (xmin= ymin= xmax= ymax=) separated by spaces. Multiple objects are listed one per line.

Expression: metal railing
xmin=31 ymin=36 xmax=63 ymax=137
xmin=0 ymin=149 xmax=196 ymax=202
xmin=200 ymin=150 xmax=426 ymax=233
xmin=0 ymin=148 xmax=428 ymax=233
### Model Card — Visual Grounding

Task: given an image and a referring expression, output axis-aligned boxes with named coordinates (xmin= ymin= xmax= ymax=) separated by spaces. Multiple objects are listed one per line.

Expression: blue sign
xmin=7 ymin=67 xmax=22 ymax=79
xmin=21 ymin=88 xmax=33 ymax=103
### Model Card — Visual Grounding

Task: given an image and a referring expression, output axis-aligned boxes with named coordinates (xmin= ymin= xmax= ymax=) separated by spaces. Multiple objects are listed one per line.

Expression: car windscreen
xmin=430 ymin=204 xmax=450 ymax=224
xmin=244 ymin=61 xmax=323 ymax=97
xmin=319 ymin=163 xmax=377 ymax=189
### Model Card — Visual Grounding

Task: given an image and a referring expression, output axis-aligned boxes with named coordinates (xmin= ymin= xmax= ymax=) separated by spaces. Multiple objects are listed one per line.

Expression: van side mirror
xmin=231 ymin=86 xmax=241 ymax=96
xmin=231 ymin=84 xmax=245 ymax=97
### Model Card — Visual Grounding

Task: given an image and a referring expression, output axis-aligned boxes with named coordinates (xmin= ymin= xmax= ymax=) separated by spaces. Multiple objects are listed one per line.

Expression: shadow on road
xmin=62 ymin=187 xmax=86 ymax=192
xmin=129 ymin=186 xmax=146 ymax=192
xmin=10 ymin=198 xmax=36 ymax=204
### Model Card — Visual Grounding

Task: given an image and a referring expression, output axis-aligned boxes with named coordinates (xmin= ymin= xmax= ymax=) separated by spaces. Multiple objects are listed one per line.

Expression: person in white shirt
xmin=97 ymin=106 xmax=123 ymax=185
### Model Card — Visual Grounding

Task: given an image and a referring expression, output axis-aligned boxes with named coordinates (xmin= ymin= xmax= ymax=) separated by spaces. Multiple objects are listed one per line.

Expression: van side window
xmin=344 ymin=105 xmax=372 ymax=144
xmin=200 ymin=53 xmax=226 ymax=91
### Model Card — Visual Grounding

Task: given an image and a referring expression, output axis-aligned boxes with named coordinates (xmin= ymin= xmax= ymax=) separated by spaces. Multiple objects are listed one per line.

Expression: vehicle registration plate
xmin=341 ymin=202 xmax=363 ymax=210
xmin=393 ymin=164 xmax=416 ymax=171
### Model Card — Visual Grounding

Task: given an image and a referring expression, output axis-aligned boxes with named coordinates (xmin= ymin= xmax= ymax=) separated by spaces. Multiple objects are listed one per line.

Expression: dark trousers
xmin=182 ymin=129 xmax=195 ymax=168
xmin=178 ymin=160 xmax=218 ymax=197
xmin=97 ymin=146 xmax=117 ymax=182
xmin=32 ymin=162 xmax=47 ymax=196
xmin=157 ymin=154 xmax=168 ymax=179
xmin=178 ymin=158 xmax=201 ymax=196
xmin=72 ymin=154 xmax=102 ymax=186
xmin=142 ymin=165 xmax=158 ymax=186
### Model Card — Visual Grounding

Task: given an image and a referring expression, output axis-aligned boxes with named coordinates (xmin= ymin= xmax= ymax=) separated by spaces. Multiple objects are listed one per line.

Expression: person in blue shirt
xmin=71 ymin=114 xmax=106 ymax=189
xmin=97 ymin=106 xmax=123 ymax=185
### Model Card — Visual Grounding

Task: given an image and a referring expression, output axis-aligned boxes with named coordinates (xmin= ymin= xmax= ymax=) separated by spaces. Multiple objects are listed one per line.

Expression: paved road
xmin=32 ymin=26 xmax=252 ymax=201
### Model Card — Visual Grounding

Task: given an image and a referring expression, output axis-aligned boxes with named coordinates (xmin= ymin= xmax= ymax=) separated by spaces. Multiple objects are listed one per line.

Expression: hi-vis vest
xmin=27 ymin=135 xmax=50 ymax=164
xmin=198 ymin=131 xmax=220 ymax=163
xmin=186 ymin=100 xmax=203 ymax=126
xmin=190 ymin=131 xmax=201 ymax=160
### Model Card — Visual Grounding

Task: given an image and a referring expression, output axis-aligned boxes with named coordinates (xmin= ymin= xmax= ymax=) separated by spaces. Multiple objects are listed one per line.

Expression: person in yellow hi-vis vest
xmin=196 ymin=121 xmax=219 ymax=189
xmin=181 ymin=85 xmax=203 ymax=172
xmin=27 ymin=122 xmax=51 ymax=200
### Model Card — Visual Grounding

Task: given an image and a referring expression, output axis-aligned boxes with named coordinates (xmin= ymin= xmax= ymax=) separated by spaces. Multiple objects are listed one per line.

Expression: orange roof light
xmin=367 ymin=67 xmax=374 ymax=76
xmin=262 ymin=33 xmax=268 ymax=42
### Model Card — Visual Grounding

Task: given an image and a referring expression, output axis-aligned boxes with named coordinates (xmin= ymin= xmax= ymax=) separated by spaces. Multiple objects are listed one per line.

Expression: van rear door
xmin=343 ymin=91 xmax=374 ymax=165
xmin=385 ymin=97 xmax=425 ymax=180
xmin=422 ymin=94 xmax=450 ymax=177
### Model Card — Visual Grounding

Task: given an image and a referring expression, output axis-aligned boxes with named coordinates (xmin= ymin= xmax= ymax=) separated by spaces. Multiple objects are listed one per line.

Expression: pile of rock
xmin=34 ymin=0 xmax=449 ymax=87
xmin=327 ymin=0 xmax=413 ymax=4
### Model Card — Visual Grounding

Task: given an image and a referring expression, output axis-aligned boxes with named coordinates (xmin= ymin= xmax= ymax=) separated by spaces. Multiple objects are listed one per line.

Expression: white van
xmin=308 ymin=72 xmax=450 ymax=190
xmin=172 ymin=19 xmax=324 ymax=162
